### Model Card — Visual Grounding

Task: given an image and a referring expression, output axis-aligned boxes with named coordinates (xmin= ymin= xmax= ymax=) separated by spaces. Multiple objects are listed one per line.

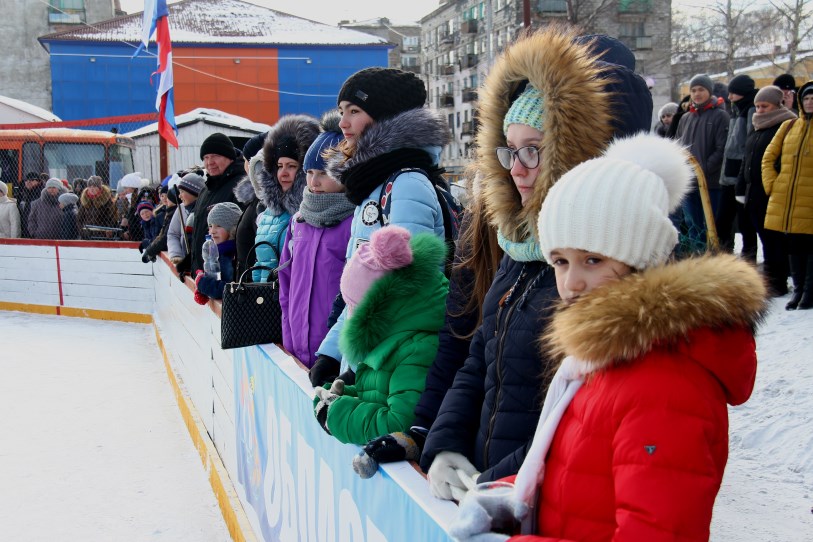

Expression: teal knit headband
xmin=503 ymin=85 xmax=545 ymax=134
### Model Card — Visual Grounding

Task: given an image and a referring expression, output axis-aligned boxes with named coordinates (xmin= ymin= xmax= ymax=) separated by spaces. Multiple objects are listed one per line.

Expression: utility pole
xmin=523 ymin=0 xmax=531 ymax=28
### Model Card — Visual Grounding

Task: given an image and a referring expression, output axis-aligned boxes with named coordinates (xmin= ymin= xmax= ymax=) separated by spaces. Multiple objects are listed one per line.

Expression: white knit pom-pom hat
xmin=537 ymin=133 xmax=693 ymax=270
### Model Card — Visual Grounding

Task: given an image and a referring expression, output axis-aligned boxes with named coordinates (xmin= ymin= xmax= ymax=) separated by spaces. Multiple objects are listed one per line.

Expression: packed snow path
xmin=0 ymin=312 xmax=230 ymax=541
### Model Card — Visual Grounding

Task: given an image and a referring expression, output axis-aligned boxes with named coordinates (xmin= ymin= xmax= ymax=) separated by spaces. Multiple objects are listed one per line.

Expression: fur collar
xmin=339 ymin=233 xmax=448 ymax=365
xmin=544 ymin=255 xmax=768 ymax=369
xmin=477 ymin=28 xmax=616 ymax=242
xmin=80 ymin=185 xmax=113 ymax=207
xmin=325 ymin=107 xmax=449 ymax=182
xmin=258 ymin=114 xmax=319 ymax=213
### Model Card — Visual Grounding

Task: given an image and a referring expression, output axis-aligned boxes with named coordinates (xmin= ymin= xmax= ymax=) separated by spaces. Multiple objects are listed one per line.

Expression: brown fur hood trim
xmin=544 ymin=254 xmax=769 ymax=368
xmin=477 ymin=27 xmax=616 ymax=242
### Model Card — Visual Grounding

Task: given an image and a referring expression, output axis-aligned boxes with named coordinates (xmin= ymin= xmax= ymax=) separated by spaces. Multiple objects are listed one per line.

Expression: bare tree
xmin=769 ymin=0 xmax=813 ymax=74
xmin=565 ymin=0 xmax=616 ymax=31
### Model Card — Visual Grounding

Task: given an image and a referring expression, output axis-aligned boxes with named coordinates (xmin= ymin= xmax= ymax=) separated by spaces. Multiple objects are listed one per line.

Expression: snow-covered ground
xmin=0 ymin=293 xmax=810 ymax=541
xmin=711 ymin=294 xmax=813 ymax=541
xmin=0 ymin=312 xmax=230 ymax=542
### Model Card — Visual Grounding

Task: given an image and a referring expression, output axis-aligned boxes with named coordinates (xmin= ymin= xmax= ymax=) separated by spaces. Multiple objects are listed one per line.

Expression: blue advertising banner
xmin=233 ymin=345 xmax=456 ymax=542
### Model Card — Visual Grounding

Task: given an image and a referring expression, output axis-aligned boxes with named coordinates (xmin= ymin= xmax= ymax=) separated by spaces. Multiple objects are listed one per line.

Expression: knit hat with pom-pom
xmin=537 ymin=133 xmax=693 ymax=270
xmin=340 ymin=226 xmax=414 ymax=310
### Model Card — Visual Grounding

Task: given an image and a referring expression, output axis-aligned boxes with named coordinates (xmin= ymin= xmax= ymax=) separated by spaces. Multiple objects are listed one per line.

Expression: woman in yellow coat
xmin=762 ymin=80 xmax=813 ymax=310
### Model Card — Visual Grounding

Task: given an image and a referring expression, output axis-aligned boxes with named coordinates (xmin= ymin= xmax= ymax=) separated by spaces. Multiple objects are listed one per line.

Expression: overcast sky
xmin=119 ymin=0 xmax=442 ymax=25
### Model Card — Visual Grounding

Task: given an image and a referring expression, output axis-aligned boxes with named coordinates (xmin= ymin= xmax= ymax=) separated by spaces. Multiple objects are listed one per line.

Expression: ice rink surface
xmin=0 ymin=311 xmax=230 ymax=542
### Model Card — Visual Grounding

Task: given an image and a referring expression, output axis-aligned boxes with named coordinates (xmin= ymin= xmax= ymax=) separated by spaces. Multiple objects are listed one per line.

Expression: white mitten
xmin=427 ymin=451 xmax=480 ymax=501
xmin=448 ymin=485 xmax=517 ymax=541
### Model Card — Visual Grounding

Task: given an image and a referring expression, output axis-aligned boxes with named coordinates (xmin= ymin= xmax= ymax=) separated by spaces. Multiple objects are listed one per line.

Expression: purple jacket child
xmin=278 ymin=207 xmax=352 ymax=368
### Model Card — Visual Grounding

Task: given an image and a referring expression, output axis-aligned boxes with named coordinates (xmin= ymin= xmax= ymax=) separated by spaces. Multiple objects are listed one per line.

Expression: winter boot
xmin=786 ymin=254 xmax=806 ymax=310
xmin=797 ymin=256 xmax=813 ymax=310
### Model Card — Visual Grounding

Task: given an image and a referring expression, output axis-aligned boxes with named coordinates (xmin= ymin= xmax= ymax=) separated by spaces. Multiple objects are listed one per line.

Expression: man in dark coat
xmin=186 ymin=133 xmax=246 ymax=274
xmin=16 ymin=172 xmax=43 ymax=238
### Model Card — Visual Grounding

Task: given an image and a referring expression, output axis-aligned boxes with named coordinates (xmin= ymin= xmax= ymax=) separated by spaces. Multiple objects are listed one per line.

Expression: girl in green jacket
xmin=314 ymin=226 xmax=449 ymax=445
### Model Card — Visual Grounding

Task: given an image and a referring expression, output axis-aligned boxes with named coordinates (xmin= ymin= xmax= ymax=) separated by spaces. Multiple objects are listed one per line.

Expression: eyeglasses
xmin=495 ymin=146 xmax=541 ymax=170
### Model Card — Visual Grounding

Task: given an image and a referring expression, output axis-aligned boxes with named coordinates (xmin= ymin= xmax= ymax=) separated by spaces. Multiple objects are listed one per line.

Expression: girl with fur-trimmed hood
xmin=312 ymin=226 xmax=449 ymax=445
xmin=249 ymin=114 xmax=319 ymax=282
xmin=307 ymin=67 xmax=451 ymax=387
xmin=450 ymin=134 xmax=767 ymax=542
xmin=421 ymin=28 xmax=653 ymax=500
xmin=278 ymin=111 xmax=355 ymax=368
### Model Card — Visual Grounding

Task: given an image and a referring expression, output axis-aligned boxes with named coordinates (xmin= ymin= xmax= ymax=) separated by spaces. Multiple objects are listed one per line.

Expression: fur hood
xmin=325 ymin=107 xmax=450 ymax=182
xmin=79 ymin=185 xmax=113 ymax=207
xmin=478 ymin=28 xmax=626 ymax=242
xmin=339 ymin=233 xmax=448 ymax=365
xmin=256 ymin=114 xmax=319 ymax=214
xmin=544 ymin=254 xmax=768 ymax=371
xmin=233 ymin=176 xmax=256 ymax=205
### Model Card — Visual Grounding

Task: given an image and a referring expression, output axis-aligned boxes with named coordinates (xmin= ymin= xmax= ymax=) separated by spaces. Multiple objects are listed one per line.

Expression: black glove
xmin=308 ymin=355 xmax=340 ymax=387
xmin=141 ymin=253 xmax=151 ymax=264
xmin=337 ymin=368 xmax=355 ymax=386
xmin=352 ymin=428 xmax=427 ymax=479
xmin=138 ymin=240 xmax=146 ymax=253
xmin=175 ymin=253 xmax=192 ymax=283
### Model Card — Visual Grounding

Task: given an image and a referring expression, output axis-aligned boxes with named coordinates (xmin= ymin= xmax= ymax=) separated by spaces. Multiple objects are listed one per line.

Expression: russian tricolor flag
xmin=135 ymin=0 xmax=178 ymax=148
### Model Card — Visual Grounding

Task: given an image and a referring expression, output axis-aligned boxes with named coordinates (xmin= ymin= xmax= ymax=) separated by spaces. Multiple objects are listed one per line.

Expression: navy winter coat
xmin=420 ymin=256 xmax=559 ymax=481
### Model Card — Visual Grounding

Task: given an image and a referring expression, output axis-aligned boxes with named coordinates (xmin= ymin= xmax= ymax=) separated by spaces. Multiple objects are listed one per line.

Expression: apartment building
xmin=339 ymin=18 xmax=423 ymax=74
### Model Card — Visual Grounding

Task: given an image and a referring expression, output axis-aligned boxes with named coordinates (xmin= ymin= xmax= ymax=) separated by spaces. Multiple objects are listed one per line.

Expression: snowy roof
xmin=39 ymin=0 xmax=389 ymax=47
xmin=0 ymin=95 xmax=62 ymax=122
xmin=124 ymin=107 xmax=271 ymax=138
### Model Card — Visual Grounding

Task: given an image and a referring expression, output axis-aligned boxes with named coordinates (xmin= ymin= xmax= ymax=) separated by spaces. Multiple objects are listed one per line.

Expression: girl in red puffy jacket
xmin=450 ymin=134 xmax=768 ymax=542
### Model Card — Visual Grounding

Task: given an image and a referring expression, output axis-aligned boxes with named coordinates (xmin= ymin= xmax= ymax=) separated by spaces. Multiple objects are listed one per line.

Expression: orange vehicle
xmin=0 ymin=128 xmax=136 ymax=196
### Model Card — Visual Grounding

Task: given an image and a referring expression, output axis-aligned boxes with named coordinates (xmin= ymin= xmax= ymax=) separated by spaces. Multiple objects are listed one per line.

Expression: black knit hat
xmin=274 ymin=136 xmax=299 ymax=162
xmin=337 ymin=67 xmax=427 ymax=121
xmin=773 ymin=73 xmax=797 ymax=91
xmin=728 ymin=74 xmax=755 ymax=95
xmin=199 ymin=132 xmax=237 ymax=160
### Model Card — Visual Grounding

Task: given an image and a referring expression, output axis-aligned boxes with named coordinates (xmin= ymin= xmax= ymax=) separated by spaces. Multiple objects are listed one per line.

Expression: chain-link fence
xmin=1 ymin=114 xmax=158 ymax=241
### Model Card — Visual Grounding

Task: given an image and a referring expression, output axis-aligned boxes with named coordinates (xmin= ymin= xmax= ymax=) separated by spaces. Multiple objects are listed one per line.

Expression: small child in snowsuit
xmin=313 ymin=226 xmax=449 ymax=446
xmin=194 ymin=202 xmax=242 ymax=304
xmin=136 ymin=200 xmax=162 ymax=251
xmin=58 ymin=192 xmax=80 ymax=240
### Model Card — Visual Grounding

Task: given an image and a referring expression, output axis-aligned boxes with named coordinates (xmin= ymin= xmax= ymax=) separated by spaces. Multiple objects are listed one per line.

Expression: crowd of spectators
xmin=4 ymin=25 xmax=808 ymax=541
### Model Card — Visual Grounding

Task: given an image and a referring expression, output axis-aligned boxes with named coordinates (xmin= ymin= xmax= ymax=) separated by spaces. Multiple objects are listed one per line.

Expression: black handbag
xmin=220 ymin=238 xmax=288 ymax=350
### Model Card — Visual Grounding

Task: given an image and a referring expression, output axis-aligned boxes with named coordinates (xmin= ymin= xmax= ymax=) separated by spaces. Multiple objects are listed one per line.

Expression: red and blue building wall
xmin=42 ymin=40 xmax=389 ymax=127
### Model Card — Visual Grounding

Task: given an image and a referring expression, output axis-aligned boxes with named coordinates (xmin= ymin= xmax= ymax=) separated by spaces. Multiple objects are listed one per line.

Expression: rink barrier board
xmin=0 ymin=239 xmax=154 ymax=316
xmin=3 ymin=243 xmax=461 ymax=541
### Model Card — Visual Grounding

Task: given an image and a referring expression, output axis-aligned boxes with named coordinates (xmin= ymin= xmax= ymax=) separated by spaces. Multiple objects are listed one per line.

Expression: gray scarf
xmin=298 ymin=188 xmax=355 ymax=228
xmin=752 ymin=107 xmax=797 ymax=131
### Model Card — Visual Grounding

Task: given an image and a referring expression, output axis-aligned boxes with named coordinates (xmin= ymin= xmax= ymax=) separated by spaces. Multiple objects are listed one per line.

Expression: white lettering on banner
xmin=296 ymin=435 xmax=316 ymax=541
xmin=263 ymin=395 xmax=390 ymax=542
xmin=317 ymin=460 xmax=336 ymax=542
xmin=279 ymin=415 xmax=297 ymax=541
xmin=339 ymin=489 xmax=364 ymax=542
xmin=264 ymin=397 xmax=282 ymax=528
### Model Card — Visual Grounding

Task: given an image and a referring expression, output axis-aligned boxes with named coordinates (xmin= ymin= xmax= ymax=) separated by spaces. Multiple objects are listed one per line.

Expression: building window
xmin=48 ymin=0 xmax=85 ymax=24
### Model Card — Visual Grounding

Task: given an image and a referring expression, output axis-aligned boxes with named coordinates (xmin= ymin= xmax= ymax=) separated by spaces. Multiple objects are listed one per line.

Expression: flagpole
xmin=160 ymin=134 xmax=168 ymax=180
